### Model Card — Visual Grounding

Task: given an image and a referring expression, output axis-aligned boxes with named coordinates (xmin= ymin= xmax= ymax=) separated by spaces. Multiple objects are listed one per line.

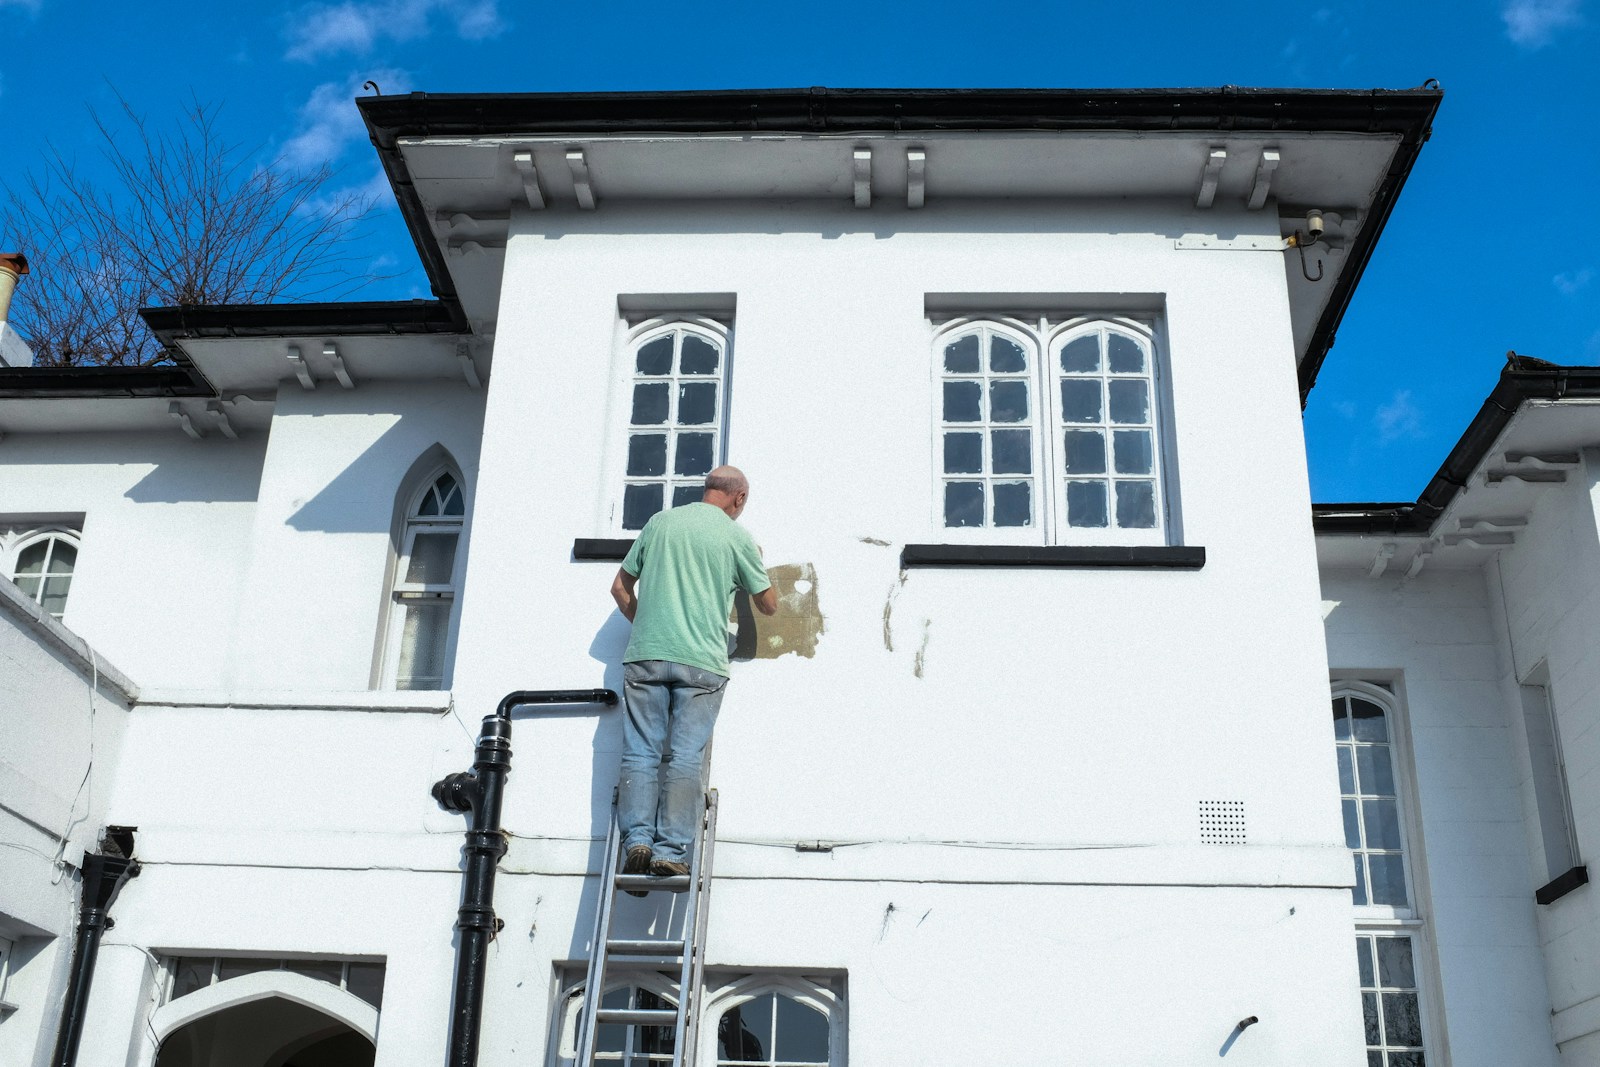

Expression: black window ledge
xmin=1536 ymin=864 xmax=1588 ymax=905
xmin=901 ymin=544 xmax=1205 ymax=569
xmin=574 ymin=538 xmax=635 ymax=561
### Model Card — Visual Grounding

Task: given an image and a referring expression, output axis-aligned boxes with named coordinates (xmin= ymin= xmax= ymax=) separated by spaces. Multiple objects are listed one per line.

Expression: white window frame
xmin=1518 ymin=664 xmax=1582 ymax=886
xmin=0 ymin=935 xmax=16 ymax=1016
xmin=546 ymin=971 xmax=845 ymax=1067
xmin=609 ymin=316 xmax=733 ymax=534
xmin=930 ymin=314 xmax=1172 ymax=546
xmin=1333 ymin=680 xmax=1447 ymax=1067
xmin=379 ymin=466 xmax=467 ymax=691
xmin=3 ymin=524 xmax=82 ymax=621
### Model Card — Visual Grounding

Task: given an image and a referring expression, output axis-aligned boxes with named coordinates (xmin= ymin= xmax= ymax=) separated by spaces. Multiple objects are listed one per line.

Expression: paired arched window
xmin=381 ymin=466 xmax=466 ymax=690
xmin=5 ymin=527 xmax=80 ymax=621
xmin=618 ymin=320 xmax=729 ymax=531
xmin=551 ymin=974 xmax=841 ymax=1067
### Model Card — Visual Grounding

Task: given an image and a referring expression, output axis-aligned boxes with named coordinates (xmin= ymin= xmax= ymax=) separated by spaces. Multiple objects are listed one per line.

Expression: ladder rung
xmin=595 ymin=1008 xmax=678 ymax=1027
xmin=606 ymin=939 xmax=686 ymax=957
xmin=614 ymin=874 xmax=690 ymax=892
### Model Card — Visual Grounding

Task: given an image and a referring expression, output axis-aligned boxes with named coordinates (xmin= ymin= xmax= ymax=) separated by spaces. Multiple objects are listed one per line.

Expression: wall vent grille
xmin=1199 ymin=800 xmax=1247 ymax=844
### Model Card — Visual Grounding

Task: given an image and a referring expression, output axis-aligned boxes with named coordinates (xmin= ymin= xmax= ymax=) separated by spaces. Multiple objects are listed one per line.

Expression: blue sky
xmin=1 ymin=0 xmax=1595 ymax=502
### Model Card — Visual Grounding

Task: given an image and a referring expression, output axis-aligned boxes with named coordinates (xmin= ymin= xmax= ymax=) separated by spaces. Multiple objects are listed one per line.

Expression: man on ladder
xmin=609 ymin=465 xmax=777 ymax=882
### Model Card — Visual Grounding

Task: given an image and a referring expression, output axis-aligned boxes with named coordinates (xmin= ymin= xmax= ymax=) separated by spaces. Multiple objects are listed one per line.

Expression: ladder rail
xmin=574 ymin=789 xmax=623 ymax=1067
xmin=677 ymin=789 xmax=720 ymax=1067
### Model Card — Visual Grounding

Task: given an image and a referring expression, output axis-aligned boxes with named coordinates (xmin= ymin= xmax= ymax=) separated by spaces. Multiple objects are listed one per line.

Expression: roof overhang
xmin=359 ymin=86 xmax=1441 ymax=399
xmin=1314 ymin=356 xmax=1600 ymax=575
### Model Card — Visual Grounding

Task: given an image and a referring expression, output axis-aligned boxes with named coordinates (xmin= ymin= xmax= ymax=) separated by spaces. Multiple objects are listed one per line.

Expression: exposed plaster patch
xmin=858 ymin=536 xmax=891 ymax=547
xmin=731 ymin=563 xmax=824 ymax=660
xmin=913 ymin=619 xmax=931 ymax=679
xmin=882 ymin=569 xmax=908 ymax=651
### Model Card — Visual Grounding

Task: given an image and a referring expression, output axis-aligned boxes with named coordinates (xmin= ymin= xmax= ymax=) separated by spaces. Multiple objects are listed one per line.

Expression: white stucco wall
xmin=0 ymin=581 xmax=135 ymax=1067
xmin=1320 ymin=561 xmax=1565 ymax=1066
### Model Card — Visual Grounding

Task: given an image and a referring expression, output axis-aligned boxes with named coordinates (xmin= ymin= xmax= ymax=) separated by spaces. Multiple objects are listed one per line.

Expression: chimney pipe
xmin=0 ymin=253 xmax=28 ymax=323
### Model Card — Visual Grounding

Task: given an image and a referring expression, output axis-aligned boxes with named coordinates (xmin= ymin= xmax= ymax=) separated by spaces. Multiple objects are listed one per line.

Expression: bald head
xmin=703 ymin=465 xmax=750 ymax=519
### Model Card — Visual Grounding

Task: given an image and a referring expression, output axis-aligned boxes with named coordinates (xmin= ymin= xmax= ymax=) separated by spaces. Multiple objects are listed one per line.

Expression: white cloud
xmin=1554 ymin=267 xmax=1594 ymax=295
xmin=1502 ymin=0 xmax=1583 ymax=47
xmin=281 ymin=71 xmax=409 ymax=171
xmin=1375 ymin=390 xmax=1425 ymax=443
xmin=285 ymin=0 xmax=502 ymax=61
xmin=1332 ymin=400 xmax=1358 ymax=419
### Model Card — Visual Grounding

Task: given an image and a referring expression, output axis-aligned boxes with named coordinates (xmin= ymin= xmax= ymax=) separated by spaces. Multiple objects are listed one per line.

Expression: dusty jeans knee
xmin=617 ymin=659 xmax=727 ymax=862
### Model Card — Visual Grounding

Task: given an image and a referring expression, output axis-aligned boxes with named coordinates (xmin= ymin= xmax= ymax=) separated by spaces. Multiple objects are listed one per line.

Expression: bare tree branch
xmin=0 ymin=95 xmax=384 ymax=367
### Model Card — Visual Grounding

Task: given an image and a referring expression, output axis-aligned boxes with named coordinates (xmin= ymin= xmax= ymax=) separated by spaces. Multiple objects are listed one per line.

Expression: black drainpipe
xmin=52 ymin=825 xmax=139 ymax=1067
xmin=432 ymin=689 xmax=617 ymax=1067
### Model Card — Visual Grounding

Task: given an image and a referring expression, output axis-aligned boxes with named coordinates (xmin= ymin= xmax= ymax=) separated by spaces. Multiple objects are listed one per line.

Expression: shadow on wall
xmin=284 ymin=421 xmax=465 ymax=533
xmin=118 ymin=438 xmax=267 ymax=504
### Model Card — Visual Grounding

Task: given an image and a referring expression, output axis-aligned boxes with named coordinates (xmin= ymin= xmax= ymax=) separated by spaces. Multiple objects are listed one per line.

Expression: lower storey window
xmin=1356 ymin=933 xmax=1426 ymax=1066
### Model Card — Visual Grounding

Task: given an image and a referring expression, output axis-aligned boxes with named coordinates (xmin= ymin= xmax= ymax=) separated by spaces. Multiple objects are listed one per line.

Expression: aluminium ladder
xmin=575 ymin=788 xmax=720 ymax=1067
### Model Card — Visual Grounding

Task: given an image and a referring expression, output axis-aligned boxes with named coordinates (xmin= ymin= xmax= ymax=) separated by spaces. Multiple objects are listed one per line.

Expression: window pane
xmin=632 ymin=382 xmax=670 ymax=425
xmin=1362 ymin=798 xmax=1403 ymax=849
xmin=1383 ymin=991 xmax=1424 ymax=1045
xmin=1370 ymin=1052 xmax=1385 ymax=1067
xmin=346 ymin=963 xmax=386 ymax=1007
xmin=989 ymin=380 xmax=1029 ymax=423
xmin=1060 ymin=335 xmax=1099 ymax=373
xmin=1343 ymin=799 xmax=1361 ymax=848
xmin=406 ymin=532 xmax=459 ymax=584
xmin=15 ymin=541 xmax=48 ymax=575
xmin=1353 ymin=853 xmax=1369 ymax=905
xmin=678 ymin=382 xmax=718 ymax=425
xmin=991 ymin=429 xmax=1031 ymax=474
xmin=1368 ymin=853 xmax=1408 ymax=906
xmin=1338 ymin=747 xmax=1355 ymax=793
xmin=945 ymin=482 xmax=984 ymax=527
xmin=637 ymin=987 xmax=677 ymax=1055
xmin=1115 ymin=481 xmax=1156 ymax=528
xmin=217 ymin=958 xmax=278 ymax=983
xmin=1362 ymin=992 xmax=1381 ymax=1045
xmin=1357 ymin=746 xmax=1396 ymax=795
xmin=627 ymin=434 xmax=668 ymax=477
xmin=1060 ymin=379 xmax=1102 ymax=423
xmin=1390 ymin=1052 xmax=1426 ymax=1067
xmin=672 ymin=485 xmax=701 ymax=509
xmin=1108 ymin=333 xmax=1145 ymax=373
xmin=1066 ymin=481 xmax=1108 ymax=528
xmin=993 ymin=482 xmax=1031 ymax=527
xmin=623 ymin=484 xmax=664 ymax=530
xmin=944 ymin=334 xmax=980 ymax=373
xmin=15 ymin=575 xmax=40 ymax=599
xmin=1064 ymin=430 xmax=1107 ymax=474
xmin=1108 ymin=379 xmax=1150 ymax=424
xmin=944 ymin=381 xmax=981 ymax=422
xmin=40 ymin=576 xmax=73 ymax=618
xmin=172 ymin=958 xmax=213 ymax=999
xmin=944 ymin=432 xmax=983 ymax=474
xmin=397 ymin=602 xmax=450 ymax=689
xmin=636 ymin=336 xmax=673 ymax=375
xmin=1112 ymin=430 xmax=1153 ymax=474
xmin=1333 ymin=700 xmax=1352 ymax=739
xmin=719 ymin=1000 xmax=769 ymax=1062
xmin=990 ymin=335 xmax=1027 ymax=373
xmin=1355 ymin=936 xmax=1375 ymax=987
xmin=675 ymin=433 xmax=715 ymax=476
xmin=1351 ymin=700 xmax=1389 ymax=741
xmin=774 ymin=994 xmax=830 ymax=1063
xmin=680 ymin=335 xmax=720 ymax=375
xmin=49 ymin=540 xmax=77 ymax=571
xmin=1377 ymin=936 xmax=1416 ymax=988
xmin=284 ymin=959 xmax=344 ymax=985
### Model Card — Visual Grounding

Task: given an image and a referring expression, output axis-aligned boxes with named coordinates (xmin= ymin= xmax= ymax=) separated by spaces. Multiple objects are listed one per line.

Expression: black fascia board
xmin=140 ymin=299 xmax=461 ymax=343
xmin=1312 ymin=356 xmax=1600 ymax=537
xmin=0 ymin=363 xmax=213 ymax=399
xmin=358 ymin=85 xmax=1441 ymax=387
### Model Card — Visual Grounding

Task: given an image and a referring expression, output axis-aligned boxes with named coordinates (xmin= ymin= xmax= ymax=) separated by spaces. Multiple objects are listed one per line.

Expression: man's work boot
xmin=650 ymin=859 xmax=690 ymax=877
xmin=623 ymin=845 xmax=653 ymax=897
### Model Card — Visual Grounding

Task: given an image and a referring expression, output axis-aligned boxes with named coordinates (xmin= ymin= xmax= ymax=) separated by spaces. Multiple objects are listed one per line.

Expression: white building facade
xmin=1 ymin=85 xmax=1591 ymax=1066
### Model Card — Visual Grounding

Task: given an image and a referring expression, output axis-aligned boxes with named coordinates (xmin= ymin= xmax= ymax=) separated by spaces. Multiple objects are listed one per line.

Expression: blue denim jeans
xmin=617 ymin=659 xmax=727 ymax=862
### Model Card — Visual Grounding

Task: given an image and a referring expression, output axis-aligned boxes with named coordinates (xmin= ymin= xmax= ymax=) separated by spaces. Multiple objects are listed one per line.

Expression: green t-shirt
xmin=621 ymin=503 xmax=773 ymax=677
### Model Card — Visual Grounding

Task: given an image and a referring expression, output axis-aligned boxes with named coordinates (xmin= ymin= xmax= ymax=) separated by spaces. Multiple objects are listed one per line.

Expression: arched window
xmin=705 ymin=976 xmax=843 ymax=1067
xmin=8 ymin=529 xmax=79 ymax=621
xmin=1333 ymin=684 xmax=1434 ymax=1067
xmin=381 ymin=467 xmax=466 ymax=690
xmin=933 ymin=315 xmax=1169 ymax=544
xmin=552 ymin=975 xmax=680 ymax=1066
xmin=618 ymin=320 xmax=729 ymax=531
